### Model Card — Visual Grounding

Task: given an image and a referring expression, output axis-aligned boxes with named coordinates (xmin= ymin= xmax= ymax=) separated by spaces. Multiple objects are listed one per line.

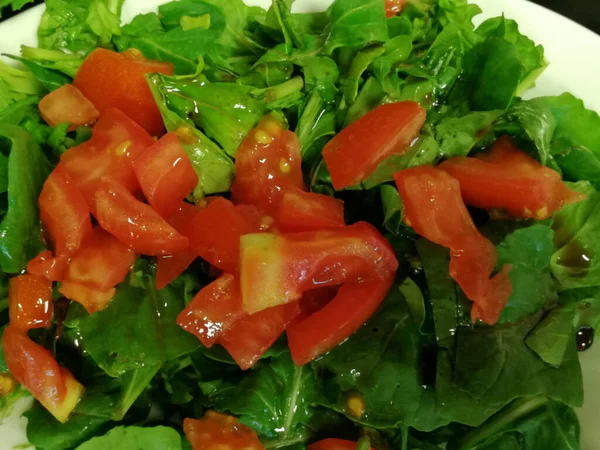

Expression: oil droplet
xmin=576 ymin=326 xmax=594 ymax=352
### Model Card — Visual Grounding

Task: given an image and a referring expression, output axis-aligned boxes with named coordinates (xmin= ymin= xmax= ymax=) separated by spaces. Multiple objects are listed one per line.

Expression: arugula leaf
xmin=0 ymin=125 xmax=51 ymax=273
xmin=20 ymin=45 xmax=85 ymax=78
xmin=324 ymin=0 xmax=388 ymax=54
xmin=6 ymin=55 xmax=71 ymax=92
xmin=344 ymin=77 xmax=384 ymax=127
xmin=296 ymin=91 xmax=336 ymax=164
xmin=435 ymin=110 xmax=502 ymax=158
xmin=75 ymin=426 xmax=183 ymax=450
xmin=341 ymin=45 xmax=385 ymax=105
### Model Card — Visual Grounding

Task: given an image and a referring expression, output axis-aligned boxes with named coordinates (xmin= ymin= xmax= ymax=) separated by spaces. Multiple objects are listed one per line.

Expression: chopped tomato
xmin=180 ymin=197 xmax=259 ymax=273
xmin=288 ymin=276 xmax=394 ymax=366
xmin=92 ymin=177 xmax=189 ymax=256
xmin=2 ymin=325 xmax=84 ymax=423
xmin=277 ymin=189 xmax=345 ymax=232
xmin=240 ymin=222 xmax=398 ymax=313
xmin=293 ymin=286 xmax=339 ymax=324
xmin=63 ymin=227 xmax=136 ymax=291
xmin=39 ymin=166 xmax=92 ymax=257
xmin=177 ymin=274 xmax=246 ymax=348
xmin=27 ymin=251 xmax=69 ymax=281
xmin=439 ymin=136 xmax=586 ymax=220
xmin=231 ymin=115 xmax=304 ymax=212
xmin=60 ymin=107 xmax=155 ymax=203
xmin=38 ymin=84 xmax=99 ymax=130
xmin=394 ymin=166 xmax=512 ymax=325
xmin=184 ymin=411 xmax=263 ymax=450
xmin=219 ymin=301 xmax=302 ymax=370
xmin=59 ymin=281 xmax=116 ymax=314
xmin=133 ymin=133 xmax=198 ymax=218
xmin=73 ymin=48 xmax=173 ymax=136
xmin=323 ymin=102 xmax=426 ymax=190
xmin=385 ymin=0 xmax=407 ymax=18
xmin=309 ymin=439 xmax=372 ymax=450
xmin=9 ymin=274 xmax=53 ymax=331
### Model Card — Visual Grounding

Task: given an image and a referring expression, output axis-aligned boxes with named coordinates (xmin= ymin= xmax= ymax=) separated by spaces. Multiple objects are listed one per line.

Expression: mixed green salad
xmin=1 ymin=0 xmax=600 ymax=449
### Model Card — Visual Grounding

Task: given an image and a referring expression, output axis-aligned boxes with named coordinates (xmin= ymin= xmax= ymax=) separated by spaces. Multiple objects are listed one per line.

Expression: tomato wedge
xmin=288 ymin=276 xmax=394 ymax=366
xmin=39 ymin=166 xmax=92 ymax=257
xmin=323 ymin=101 xmax=426 ymax=190
xmin=394 ymin=166 xmax=512 ymax=325
xmin=180 ymin=197 xmax=259 ymax=273
xmin=309 ymin=439 xmax=372 ymax=450
xmin=177 ymin=274 xmax=246 ymax=348
xmin=277 ymin=189 xmax=345 ymax=232
xmin=439 ymin=136 xmax=586 ymax=220
xmin=60 ymin=107 xmax=155 ymax=203
xmin=59 ymin=281 xmax=116 ymax=314
xmin=9 ymin=274 xmax=53 ymax=331
xmin=2 ymin=325 xmax=84 ymax=423
xmin=63 ymin=227 xmax=136 ymax=291
xmin=134 ymin=133 xmax=198 ymax=218
xmin=240 ymin=222 xmax=398 ymax=313
xmin=184 ymin=411 xmax=264 ymax=450
xmin=39 ymin=84 xmax=99 ymax=130
xmin=219 ymin=301 xmax=302 ymax=370
xmin=73 ymin=48 xmax=173 ymax=136
xmin=27 ymin=251 xmax=69 ymax=281
xmin=92 ymin=177 xmax=189 ymax=256
xmin=231 ymin=115 xmax=304 ymax=212
xmin=385 ymin=0 xmax=407 ymax=18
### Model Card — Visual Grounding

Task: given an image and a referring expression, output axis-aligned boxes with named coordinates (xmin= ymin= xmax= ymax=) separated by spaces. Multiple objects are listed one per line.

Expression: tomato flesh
xmin=39 ymin=166 xmax=92 ymax=257
xmin=73 ymin=48 xmax=173 ymax=136
xmin=385 ymin=0 xmax=407 ymax=18
xmin=38 ymin=84 xmax=99 ymax=130
xmin=184 ymin=411 xmax=264 ymax=450
xmin=439 ymin=136 xmax=586 ymax=219
xmin=27 ymin=251 xmax=69 ymax=282
xmin=288 ymin=276 xmax=394 ymax=366
xmin=63 ymin=227 xmax=136 ymax=291
xmin=59 ymin=281 xmax=116 ymax=314
xmin=231 ymin=115 xmax=304 ymax=212
xmin=240 ymin=222 xmax=398 ymax=313
xmin=277 ymin=189 xmax=345 ymax=232
xmin=2 ymin=325 xmax=84 ymax=423
xmin=9 ymin=274 xmax=53 ymax=331
xmin=394 ymin=165 xmax=512 ymax=325
xmin=92 ymin=177 xmax=189 ymax=256
xmin=309 ymin=439 xmax=372 ymax=450
xmin=134 ymin=132 xmax=198 ymax=218
xmin=323 ymin=101 xmax=426 ymax=190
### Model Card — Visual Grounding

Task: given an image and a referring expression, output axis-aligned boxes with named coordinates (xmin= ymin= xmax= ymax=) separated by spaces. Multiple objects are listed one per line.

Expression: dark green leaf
xmin=435 ymin=111 xmax=502 ymax=158
xmin=296 ymin=91 xmax=336 ymax=164
xmin=75 ymin=426 xmax=182 ymax=450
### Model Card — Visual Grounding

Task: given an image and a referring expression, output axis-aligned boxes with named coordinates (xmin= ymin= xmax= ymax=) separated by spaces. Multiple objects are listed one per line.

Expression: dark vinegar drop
xmin=576 ymin=326 xmax=594 ymax=352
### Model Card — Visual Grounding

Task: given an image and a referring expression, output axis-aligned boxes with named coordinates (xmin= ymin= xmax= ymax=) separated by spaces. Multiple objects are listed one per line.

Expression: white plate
xmin=0 ymin=1 xmax=599 ymax=448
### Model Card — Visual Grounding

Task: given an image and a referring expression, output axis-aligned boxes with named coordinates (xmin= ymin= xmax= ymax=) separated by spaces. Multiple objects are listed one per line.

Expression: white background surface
xmin=0 ymin=0 xmax=599 ymax=448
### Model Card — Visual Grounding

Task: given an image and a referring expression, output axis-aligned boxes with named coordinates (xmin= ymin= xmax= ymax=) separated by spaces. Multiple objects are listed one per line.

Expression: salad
xmin=0 ymin=0 xmax=599 ymax=448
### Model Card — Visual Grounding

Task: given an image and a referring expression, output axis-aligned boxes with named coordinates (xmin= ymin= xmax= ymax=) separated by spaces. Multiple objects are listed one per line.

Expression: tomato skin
xmin=219 ymin=301 xmax=302 ymax=370
xmin=323 ymin=101 xmax=426 ymax=190
xmin=73 ymin=48 xmax=173 ymax=136
xmin=92 ymin=177 xmax=189 ymax=256
xmin=240 ymin=222 xmax=398 ymax=313
xmin=177 ymin=274 xmax=246 ymax=348
xmin=59 ymin=281 xmax=116 ymax=314
xmin=394 ymin=166 xmax=512 ymax=325
xmin=385 ymin=0 xmax=407 ymax=18
xmin=39 ymin=84 xmax=99 ymax=130
xmin=288 ymin=276 xmax=394 ymax=366
xmin=2 ymin=325 xmax=84 ymax=423
xmin=9 ymin=274 xmax=53 ymax=331
xmin=181 ymin=197 xmax=259 ymax=273
xmin=231 ymin=115 xmax=304 ymax=212
xmin=309 ymin=439 xmax=371 ymax=450
xmin=27 ymin=251 xmax=69 ymax=281
xmin=184 ymin=411 xmax=264 ymax=450
xmin=59 ymin=107 xmax=155 ymax=203
xmin=39 ymin=166 xmax=92 ymax=257
xmin=63 ymin=227 xmax=136 ymax=291
xmin=439 ymin=136 xmax=587 ymax=219
xmin=277 ymin=189 xmax=345 ymax=232
xmin=134 ymin=133 xmax=198 ymax=218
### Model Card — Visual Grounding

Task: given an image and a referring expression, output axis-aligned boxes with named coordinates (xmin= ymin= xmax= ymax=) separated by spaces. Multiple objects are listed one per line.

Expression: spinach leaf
xmin=0 ymin=125 xmax=51 ymax=273
xmin=324 ymin=0 xmax=388 ymax=54
xmin=75 ymin=426 xmax=182 ymax=450
xmin=525 ymin=306 xmax=576 ymax=367
xmin=551 ymin=182 xmax=600 ymax=290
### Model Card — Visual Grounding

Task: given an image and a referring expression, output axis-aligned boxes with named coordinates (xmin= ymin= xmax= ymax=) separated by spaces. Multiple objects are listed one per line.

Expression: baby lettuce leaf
xmin=75 ymin=426 xmax=183 ymax=450
xmin=0 ymin=125 xmax=51 ymax=273
xmin=525 ymin=306 xmax=576 ymax=368
xmin=324 ymin=0 xmax=389 ymax=54
xmin=551 ymin=182 xmax=600 ymax=290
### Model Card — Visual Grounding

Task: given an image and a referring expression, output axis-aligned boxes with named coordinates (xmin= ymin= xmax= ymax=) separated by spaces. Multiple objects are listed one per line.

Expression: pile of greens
xmin=1 ymin=0 xmax=600 ymax=448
